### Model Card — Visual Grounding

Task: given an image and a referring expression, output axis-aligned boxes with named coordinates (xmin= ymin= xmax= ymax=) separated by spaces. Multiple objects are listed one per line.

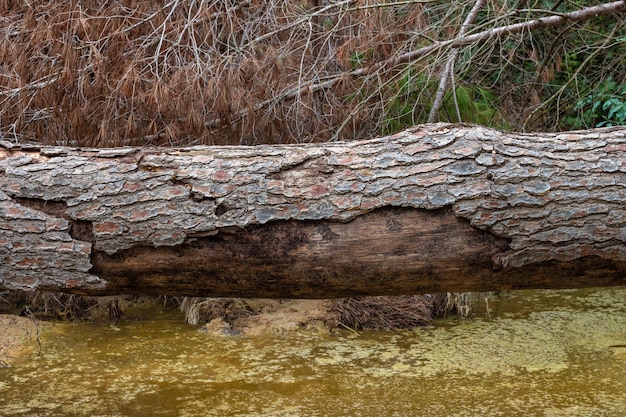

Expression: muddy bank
xmin=0 ymin=291 xmax=452 ymax=355
xmin=0 ymin=300 xmax=331 ymax=364
xmin=183 ymin=296 xmax=437 ymax=336
xmin=199 ymin=299 xmax=337 ymax=336
xmin=0 ymin=315 xmax=45 ymax=366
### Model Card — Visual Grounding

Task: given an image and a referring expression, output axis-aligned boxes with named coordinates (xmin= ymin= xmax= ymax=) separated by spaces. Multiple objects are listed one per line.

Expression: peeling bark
xmin=1 ymin=124 xmax=625 ymax=296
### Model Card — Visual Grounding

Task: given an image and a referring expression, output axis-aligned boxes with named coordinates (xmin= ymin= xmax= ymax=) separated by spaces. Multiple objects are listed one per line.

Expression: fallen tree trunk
xmin=1 ymin=124 xmax=625 ymax=297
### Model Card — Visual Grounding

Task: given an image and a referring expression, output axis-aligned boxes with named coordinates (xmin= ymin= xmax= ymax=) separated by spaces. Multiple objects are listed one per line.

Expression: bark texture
xmin=1 ymin=124 xmax=625 ymax=296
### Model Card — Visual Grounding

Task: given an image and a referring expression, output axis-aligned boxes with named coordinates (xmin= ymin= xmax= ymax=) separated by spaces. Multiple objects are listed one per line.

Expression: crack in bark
xmin=14 ymin=197 xmax=95 ymax=242
xmin=14 ymin=197 xmax=68 ymax=219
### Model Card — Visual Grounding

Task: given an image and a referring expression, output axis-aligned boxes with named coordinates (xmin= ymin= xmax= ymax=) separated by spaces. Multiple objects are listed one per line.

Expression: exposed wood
xmin=1 ymin=124 xmax=625 ymax=297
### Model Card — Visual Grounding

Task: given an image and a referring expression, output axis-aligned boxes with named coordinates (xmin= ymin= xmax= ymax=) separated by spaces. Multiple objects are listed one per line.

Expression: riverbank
xmin=181 ymin=296 xmax=437 ymax=335
xmin=0 ymin=291 xmax=465 ymax=362
xmin=0 ymin=314 xmax=44 ymax=366
xmin=0 ymin=299 xmax=333 ymax=365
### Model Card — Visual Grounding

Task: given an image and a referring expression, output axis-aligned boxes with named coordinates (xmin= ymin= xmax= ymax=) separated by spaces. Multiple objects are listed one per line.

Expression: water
xmin=1 ymin=287 xmax=625 ymax=416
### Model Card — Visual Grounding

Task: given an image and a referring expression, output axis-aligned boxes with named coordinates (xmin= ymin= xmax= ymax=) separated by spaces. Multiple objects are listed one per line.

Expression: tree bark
xmin=1 ymin=124 xmax=625 ymax=297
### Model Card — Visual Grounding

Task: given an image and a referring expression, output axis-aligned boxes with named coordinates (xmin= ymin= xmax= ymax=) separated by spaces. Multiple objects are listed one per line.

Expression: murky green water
xmin=1 ymin=287 xmax=625 ymax=417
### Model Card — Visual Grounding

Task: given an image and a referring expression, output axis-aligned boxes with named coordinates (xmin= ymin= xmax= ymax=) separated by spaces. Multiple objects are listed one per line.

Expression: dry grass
xmin=180 ymin=295 xmax=436 ymax=330
xmin=1 ymin=1 xmax=623 ymax=146
xmin=2 ymin=290 xmax=482 ymax=330
xmin=333 ymin=295 xmax=434 ymax=330
xmin=180 ymin=296 xmax=255 ymax=326
xmin=0 ymin=290 xmax=152 ymax=322
xmin=0 ymin=0 xmax=441 ymax=146
xmin=0 ymin=290 xmax=99 ymax=320
xmin=181 ymin=295 xmax=438 ymax=330
xmin=432 ymin=292 xmax=473 ymax=318
xmin=3 ymin=0 xmax=590 ymax=147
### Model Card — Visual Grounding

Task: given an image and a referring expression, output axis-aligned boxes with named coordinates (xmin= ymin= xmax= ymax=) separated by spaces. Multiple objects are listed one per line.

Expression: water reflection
xmin=1 ymin=287 xmax=625 ymax=416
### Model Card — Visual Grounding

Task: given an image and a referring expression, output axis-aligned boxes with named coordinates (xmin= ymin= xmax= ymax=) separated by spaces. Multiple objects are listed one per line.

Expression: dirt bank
xmin=195 ymin=296 xmax=436 ymax=336
xmin=238 ymin=299 xmax=335 ymax=335
xmin=0 ymin=314 xmax=44 ymax=366
xmin=197 ymin=299 xmax=336 ymax=336
xmin=1 ymin=292 xmax=440 ymax=344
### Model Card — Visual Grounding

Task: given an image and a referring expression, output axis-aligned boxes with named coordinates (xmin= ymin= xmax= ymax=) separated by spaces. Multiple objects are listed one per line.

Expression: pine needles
xmin=333 ymin=295 xmax=434 ymax=330
xmin=0 ymin=0 xmax=483 ymax=146
xmin=1 ymin=1 xmax=622 ymax=143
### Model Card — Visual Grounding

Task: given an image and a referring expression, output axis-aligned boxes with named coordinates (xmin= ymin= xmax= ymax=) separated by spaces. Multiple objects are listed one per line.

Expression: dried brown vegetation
xmin=0 ymin=290 xmax=486 ymax=330
xmin=1 ymin=0 xmax=439 ymax=146
xmin=180 ymin=296 xmax=255 ymax=326
xmin=179 ymin=296 xmax=435 ymax=330
xmin=2 ymin=1 xmax=622 ymax=147
xmin=0 ymin=289 xmax=99 ymax=320
xmin=333 ymin=295 xmax=434 ymax=329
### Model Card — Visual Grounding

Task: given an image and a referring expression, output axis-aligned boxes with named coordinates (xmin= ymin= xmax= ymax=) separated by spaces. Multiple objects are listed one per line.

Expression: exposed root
xmin=0 ymin=290 xmax=124 ymax=322
xmin=108 ymin=298 xmax=124 ymax=324
xmin=432 ymin=292 xmax=473 ymax=318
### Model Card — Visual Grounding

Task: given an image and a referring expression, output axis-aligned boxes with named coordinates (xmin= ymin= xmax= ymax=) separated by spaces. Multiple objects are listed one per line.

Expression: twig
xmin=523 ymin=20 xmax=623 ymax=129
xmin=205 ymin=0 xmax=626 ymax=131
xmin=0 ymin=76 xmax=58 ymax=98
xmin=24 ymin=307 xmax=42 ymax=356
xmin=428 ymin=0 xmax=486 ymax=123
xmin=393 ymin=0 xmax=626 ymax=67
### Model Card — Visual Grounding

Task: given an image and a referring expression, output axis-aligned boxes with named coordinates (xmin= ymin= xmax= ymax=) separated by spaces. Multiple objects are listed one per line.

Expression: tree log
xmin=1 ymin=124 xmax=625 ymax=297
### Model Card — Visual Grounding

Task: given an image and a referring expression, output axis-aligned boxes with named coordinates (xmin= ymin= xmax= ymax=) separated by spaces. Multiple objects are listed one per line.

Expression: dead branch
xmin=427 ymin=0 xmax=486 ymax=123
xmin=206 ymin=0 xmax=625 ymax=132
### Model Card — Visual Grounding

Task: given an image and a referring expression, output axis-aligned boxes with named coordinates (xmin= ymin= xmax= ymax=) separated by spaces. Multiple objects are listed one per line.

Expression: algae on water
xmin=0 ymin=287 xmax=625 ymax=417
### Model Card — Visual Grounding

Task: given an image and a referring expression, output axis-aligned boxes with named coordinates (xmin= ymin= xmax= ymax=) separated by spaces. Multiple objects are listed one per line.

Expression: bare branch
xmin=392 ymin=0 xmax=626 ymax=67
xmin=523 ymin=20 xmax=623 ymax=130
xmin=205 ymin=0 xmax=625 ymax=132
xmin=427 ymin=0 xmax=486 ymax=123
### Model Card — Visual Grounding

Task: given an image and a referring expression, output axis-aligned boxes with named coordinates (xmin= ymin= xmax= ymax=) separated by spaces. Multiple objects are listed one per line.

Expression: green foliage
xmin=568 ymin=78 xmax=626 ymax=129
xmin=380 ymin=70 xmax=432 ymax=135
xmin=441 ymin=85 xmax=508 ymax=129
xmin=376 ymin=0 xmax=625 ymax=133
xmin=380 ymin=71 xmax=508 ymax=135
xmin=349 ymin=51 xmax=366 ymax=70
